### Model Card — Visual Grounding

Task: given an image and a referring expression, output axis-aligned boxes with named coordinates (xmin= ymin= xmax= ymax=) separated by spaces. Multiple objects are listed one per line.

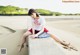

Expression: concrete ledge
xmin=28 ymin=37 xmax=65 ymax=55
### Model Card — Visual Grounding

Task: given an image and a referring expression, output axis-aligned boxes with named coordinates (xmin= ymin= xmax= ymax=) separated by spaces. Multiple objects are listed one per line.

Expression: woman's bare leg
xmin=19 ymin=31 xmax=31 ymax=52
xmin=48 ymin=32 xmax=69 ymax=46
xmin=47 ymin=33 xmax=78 ymax=51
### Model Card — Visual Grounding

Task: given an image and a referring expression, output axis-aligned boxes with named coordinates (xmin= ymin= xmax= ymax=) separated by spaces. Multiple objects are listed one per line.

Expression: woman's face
xmin=31 ymin=13 xmax=36 ymax=19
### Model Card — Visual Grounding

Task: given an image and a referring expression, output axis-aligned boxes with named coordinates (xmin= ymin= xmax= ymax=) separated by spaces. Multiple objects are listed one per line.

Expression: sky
xmin=0 ymin=0 xmax=80 ymax=13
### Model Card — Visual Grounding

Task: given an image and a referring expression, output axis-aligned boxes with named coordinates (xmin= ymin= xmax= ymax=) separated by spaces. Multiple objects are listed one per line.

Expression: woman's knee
xmin=23 ymin=31 xmax=31 ymax=38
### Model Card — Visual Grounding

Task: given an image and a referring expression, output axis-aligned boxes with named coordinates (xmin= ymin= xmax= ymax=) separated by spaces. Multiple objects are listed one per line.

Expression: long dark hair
xmin=28 ymin=9 xmax=39 ymax=17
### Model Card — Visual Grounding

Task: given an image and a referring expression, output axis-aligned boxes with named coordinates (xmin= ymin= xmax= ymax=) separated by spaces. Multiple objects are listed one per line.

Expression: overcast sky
xmin=0 ymin=0 xmax=80 ymax=13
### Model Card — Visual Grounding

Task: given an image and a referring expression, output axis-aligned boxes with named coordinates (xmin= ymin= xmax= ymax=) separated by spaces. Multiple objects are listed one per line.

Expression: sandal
xmin=61 ymin=41 xmax=70 ymax=47
xmin=62 ymin=43 xmax=78 ymax=51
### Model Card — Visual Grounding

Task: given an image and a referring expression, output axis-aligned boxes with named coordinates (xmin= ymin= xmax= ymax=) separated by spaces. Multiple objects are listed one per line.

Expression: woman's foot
xmin=69 ymin=45 xmax=78 ymax=51
xmin=61 ymin=41 xmax=78 ymax=51
xmin=18 ymin=44 xmax=24 ymax=52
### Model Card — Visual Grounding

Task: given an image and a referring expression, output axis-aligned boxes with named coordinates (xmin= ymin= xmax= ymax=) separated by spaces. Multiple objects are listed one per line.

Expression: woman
xmin=18 ymin=9 xmax=70 ymax=52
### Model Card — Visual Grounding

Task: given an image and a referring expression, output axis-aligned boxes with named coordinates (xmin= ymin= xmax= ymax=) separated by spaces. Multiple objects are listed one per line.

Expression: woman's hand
xmin=30 ymin=34 xmax=38 ymax=38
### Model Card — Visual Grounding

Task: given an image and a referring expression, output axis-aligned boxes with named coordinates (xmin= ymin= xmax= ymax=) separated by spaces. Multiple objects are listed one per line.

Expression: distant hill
xmin=0 ymin=5 xmax=80 ymax=16
xmin=36 ymin=9 xmax=53 ymax=15
xmin=0 ymin=5 xmax=28 ymax=15
xmin=0 ymin=5 xmax=63 ymax=16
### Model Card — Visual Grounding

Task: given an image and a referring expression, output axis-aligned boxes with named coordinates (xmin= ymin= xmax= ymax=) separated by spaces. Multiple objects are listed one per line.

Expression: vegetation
xmin=0 ymin=5 xmax=28 ymax=15
xmin=0 ymin=5 xmax=80 ymax=16
xmin=36 ymin=9 xmax=53 ymax=16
